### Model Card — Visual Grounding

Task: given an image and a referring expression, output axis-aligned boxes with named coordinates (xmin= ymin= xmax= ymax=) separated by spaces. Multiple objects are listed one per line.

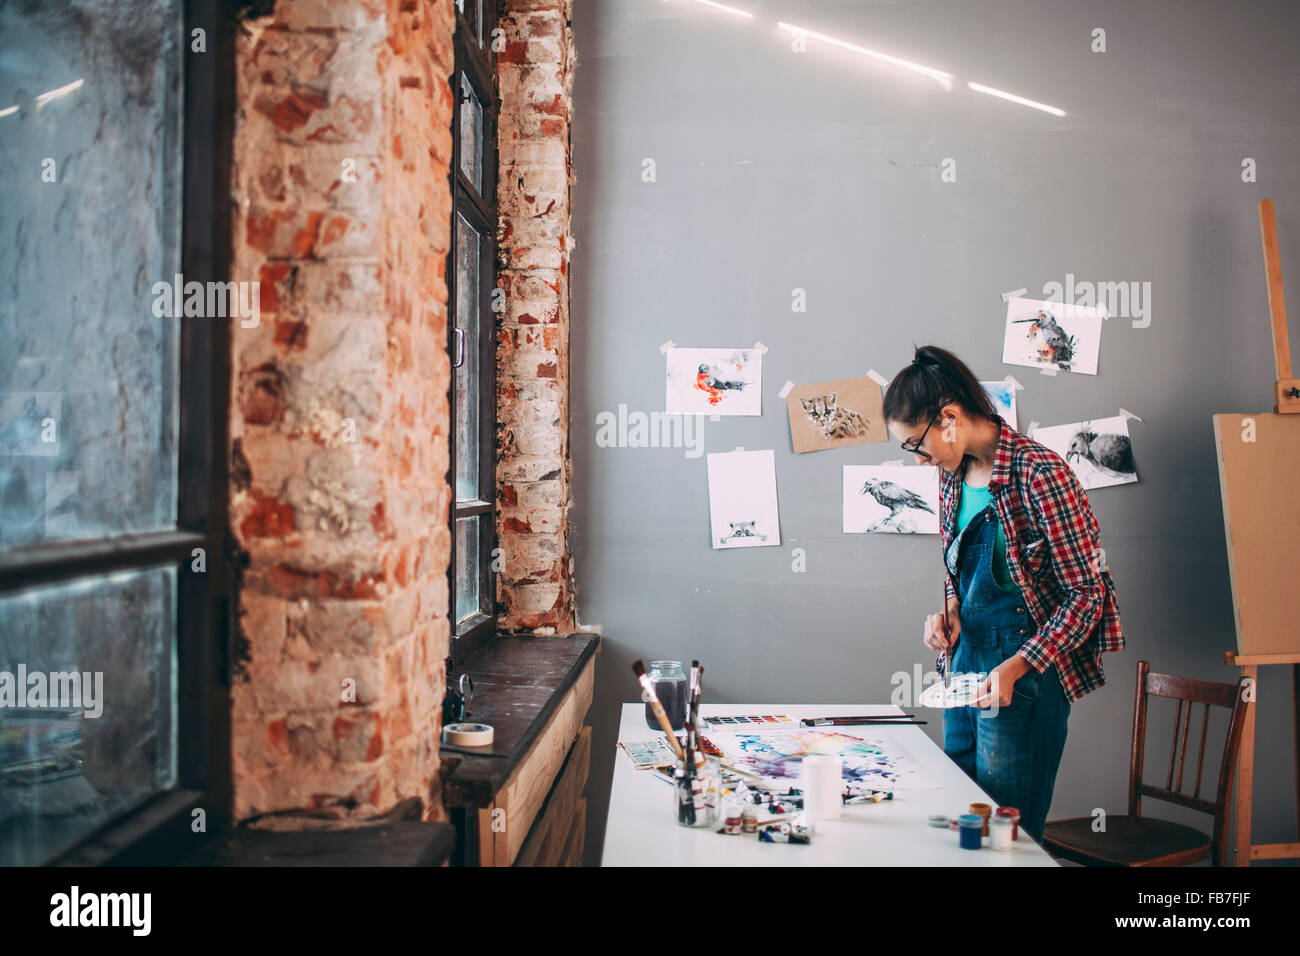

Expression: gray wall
xmin=570 ymin=0 xmax=1300 ymax=865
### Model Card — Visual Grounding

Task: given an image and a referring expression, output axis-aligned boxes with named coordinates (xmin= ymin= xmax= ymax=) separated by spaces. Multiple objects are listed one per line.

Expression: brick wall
xmin=225 ymin=0 xmax=579 ymax=829
xmin=495 ymin=0 xmax=576 ymax=633
xmin=227 ymin=0 xmax=455 ymax=826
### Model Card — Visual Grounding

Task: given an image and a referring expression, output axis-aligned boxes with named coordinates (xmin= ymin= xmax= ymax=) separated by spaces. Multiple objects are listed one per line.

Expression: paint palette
xmin=701 ymin=714 xmax=795 ymax=727
xmin=918 ymin=673 xmax=989 ymax=709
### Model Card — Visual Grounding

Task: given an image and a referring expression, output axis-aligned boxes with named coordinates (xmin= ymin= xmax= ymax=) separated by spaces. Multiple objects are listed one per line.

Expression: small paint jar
xmin=958 ymin=814 xmax=983 ymax=850
xmin=968 ymin=802 xmax=992 ymax=837
xmin=995 ymin=806 xmax=1020 ymax=841
xmin=725 ymin=810 xmax=743 ymax=835
xmin=990 ymin=813 xmax=1014 ymax=850
xmin=742 ymin=806 xmax=758 ymax=833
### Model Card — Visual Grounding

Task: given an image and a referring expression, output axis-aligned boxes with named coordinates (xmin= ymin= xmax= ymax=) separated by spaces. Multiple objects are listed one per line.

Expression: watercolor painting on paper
xmin=843 ymin=465 xmax=940 ymax=534
xmin=1001 ymin=296 xmax=1105 ymax=376
xmin=666 ymin=346 xmax=762 ymax=416
xmin=712 ymin=729 xmax=937 ymax=790
xmin=981 ymin=380 xmax=1018 ymax=430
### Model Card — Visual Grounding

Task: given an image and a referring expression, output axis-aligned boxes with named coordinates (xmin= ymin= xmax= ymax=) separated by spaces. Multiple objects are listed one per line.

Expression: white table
xmin=602 ymin=703 xmax=1060 ymax=866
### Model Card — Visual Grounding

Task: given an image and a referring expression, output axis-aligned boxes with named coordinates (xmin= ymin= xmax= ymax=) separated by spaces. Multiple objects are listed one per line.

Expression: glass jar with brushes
xmin=673 ymin=752 xmax=721 ymax=828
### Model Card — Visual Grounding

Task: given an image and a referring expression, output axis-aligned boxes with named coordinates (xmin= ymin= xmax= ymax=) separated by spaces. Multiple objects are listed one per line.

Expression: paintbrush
xmin=939 ymin=582 xmax=952 ymax=684
xmin=690 ymin=661 xmax=703 ymax=763
xmin=802 ymin=715 xmax=920 ymax=726
xmin=683 ymin=686 xmax=697 ymax=825
xmin=802 ymin=718 xmax=927 ymax=726
xmin=689 ymin=662 xmax=706 ymax=811
xmin=632 ymin=660 xmax=686 ymax=762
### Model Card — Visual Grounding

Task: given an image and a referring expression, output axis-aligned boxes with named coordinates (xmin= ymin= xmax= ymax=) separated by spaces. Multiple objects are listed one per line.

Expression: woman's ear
xmin=940 ymin=403 xmax=960 ymax=444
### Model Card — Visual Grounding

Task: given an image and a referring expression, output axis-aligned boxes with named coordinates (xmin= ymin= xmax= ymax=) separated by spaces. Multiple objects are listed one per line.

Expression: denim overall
xmin=943 ymin=502 xmax=1071 ymax=845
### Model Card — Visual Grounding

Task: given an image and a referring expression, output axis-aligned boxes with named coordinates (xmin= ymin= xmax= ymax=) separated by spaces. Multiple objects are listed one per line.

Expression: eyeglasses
xmin=900 ymin=404 xmax=949 ymax=458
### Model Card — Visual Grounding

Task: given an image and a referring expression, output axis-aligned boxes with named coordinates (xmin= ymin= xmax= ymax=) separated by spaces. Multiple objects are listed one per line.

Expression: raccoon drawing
xmin=720 ymin=520 xmax=767 ymax=544
xmin=801 ymin=392 xmax=867 ymax=440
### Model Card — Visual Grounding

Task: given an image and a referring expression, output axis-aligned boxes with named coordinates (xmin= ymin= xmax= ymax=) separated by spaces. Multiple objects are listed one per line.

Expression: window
xmin=0 ymin=0 xmax=231 ymax=864
xmin=449 ymin=0 xmax=501 ymax=665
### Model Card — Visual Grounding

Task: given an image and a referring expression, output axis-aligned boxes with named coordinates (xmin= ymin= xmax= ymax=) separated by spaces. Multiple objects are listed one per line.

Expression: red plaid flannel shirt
xmin=938 ymin=417 xmax=1124 ymax=702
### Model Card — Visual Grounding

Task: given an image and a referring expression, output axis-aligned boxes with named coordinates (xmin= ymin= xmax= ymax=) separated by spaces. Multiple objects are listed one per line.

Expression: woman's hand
xmin=923 ymin=600 xmax=961 ymax=653
xmin=974 ymin=654 xmax=1030 ymax=709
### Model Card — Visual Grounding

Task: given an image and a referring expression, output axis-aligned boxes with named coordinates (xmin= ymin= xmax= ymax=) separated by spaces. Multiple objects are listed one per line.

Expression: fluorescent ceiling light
xmin=967 ymin=81 xmax=1065 ymax=116
xmin=691 ymin=0 xmax=754 ymax=17
xmin=777 ymin=21 xmax=953 ymax=90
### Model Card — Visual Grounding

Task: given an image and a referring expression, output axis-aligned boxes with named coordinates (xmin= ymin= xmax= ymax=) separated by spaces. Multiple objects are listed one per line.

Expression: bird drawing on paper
xmin=0 ymin=396 xmax=49 ymax=454
xmin=695 ymin=362 xmax=749 ymax=406
xmin=859 ymin=478 xmax=936 ymax=527
xmin=1014 ymin=310 xmax=1077 ymax=371
xmin=1066 ymin=423 xmax=1136 ymax=477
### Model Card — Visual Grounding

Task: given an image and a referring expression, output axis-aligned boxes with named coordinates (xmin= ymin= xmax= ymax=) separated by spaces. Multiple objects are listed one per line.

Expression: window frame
xmin=447 ymin=0 xmax=502 ymax=668
xmin=0 ymin=0 xmax=234 ymax=865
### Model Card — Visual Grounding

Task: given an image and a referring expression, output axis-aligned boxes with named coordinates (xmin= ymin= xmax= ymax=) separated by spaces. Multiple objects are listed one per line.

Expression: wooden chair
xmin=1042 ymin=660 xmax=1251 ymax=866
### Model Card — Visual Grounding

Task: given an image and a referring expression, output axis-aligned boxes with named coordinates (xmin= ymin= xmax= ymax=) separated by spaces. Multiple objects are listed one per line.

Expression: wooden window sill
xmin=440 ymin=631 xmax=601 ymax=865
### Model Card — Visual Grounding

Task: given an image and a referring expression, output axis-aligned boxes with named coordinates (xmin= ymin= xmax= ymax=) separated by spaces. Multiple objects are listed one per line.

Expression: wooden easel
xmin=1221 ymin=199 xmax=1300 ymax=867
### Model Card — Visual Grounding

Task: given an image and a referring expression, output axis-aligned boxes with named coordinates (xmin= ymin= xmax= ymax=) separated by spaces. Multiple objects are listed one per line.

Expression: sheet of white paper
xmin=1001 ymin=296 xmax=1105 ymax=376
xmin=1032 ymin=414 xmax=1138 ymax=489
xmin=707 ymin=448 xmax=780 ymax=548
xmin=981 ymin=380 xmax=1018 ymax=430
xmin=843 ymin=464 xmax=940 ymax=534
xmin=666 ymin=346 xmax=762 ymax=415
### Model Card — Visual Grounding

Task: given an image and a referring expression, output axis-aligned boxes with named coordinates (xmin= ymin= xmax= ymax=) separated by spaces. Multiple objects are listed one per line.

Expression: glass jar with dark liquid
xmin=644 ymin=660 xmax=688 ymax=730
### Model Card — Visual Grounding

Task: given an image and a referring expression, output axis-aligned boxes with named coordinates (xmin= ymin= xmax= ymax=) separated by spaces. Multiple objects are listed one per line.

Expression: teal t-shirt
xmin=956 ymin=482 xmax=1016 ymax=592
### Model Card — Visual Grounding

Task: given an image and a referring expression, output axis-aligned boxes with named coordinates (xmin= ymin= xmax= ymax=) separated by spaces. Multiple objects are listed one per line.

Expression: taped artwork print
xmin=713 ymin=729 xmax=937 ymax=790
xmin=706 ymin=448 xmax=780 ymax=549
xmin=786 ymin=377 xmax=887 ymax=453
xmin=1001 ymin=296 xmax=1105 ymax=376
xmin=666 ymin=346 xmax=762 ymax=416
xmin=981 ymin=380 xmax=1018 ymax=430
xmin=1032 ymin=414 xmax=1138 ymax=490
xmin=843 ymin=465 xmax=940 ymax=534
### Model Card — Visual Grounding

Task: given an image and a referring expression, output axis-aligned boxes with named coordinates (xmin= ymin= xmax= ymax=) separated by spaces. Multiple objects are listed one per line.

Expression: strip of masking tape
xmin=1026 ymin=421 xmax=1039 ymax=437
xmin=1040 ymin=367 xmax=1057 ymax=377
xmin=882 ymin=459 xmax=905 ymax=466
xmin=1003 ymin=375 xmax=1024 ymax=391
xmin=753 ymin=341 xmax=768 ymax=354
xmin=733 ymin=446 xmax=744 ymax=453
xmin=710 ymin=413 xmax=721 ymax=422
xmin=443 ymin=722 xmax=494 ymax=747
xmin=659 ymin=339 xmax=676 ymax=353
xmin=866 ymin=369 xmax=889 ymax=387
xmin=1119 ymin=408 xmax=1143 ymax=422
xmin=777 ymin=380 xmax=794 ymax=399
xmin=1002 ymin=288 xmax=1028 ymax=302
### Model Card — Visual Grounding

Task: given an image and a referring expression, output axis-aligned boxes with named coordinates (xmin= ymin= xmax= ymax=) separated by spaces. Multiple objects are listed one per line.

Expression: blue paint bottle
xmin=958 ymin=814 xmax=983 ymax=850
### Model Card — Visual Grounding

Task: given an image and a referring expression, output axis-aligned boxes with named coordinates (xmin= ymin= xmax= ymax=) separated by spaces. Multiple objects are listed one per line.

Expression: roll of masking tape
xmin=443 ymin=722 xmax=494 ymax=747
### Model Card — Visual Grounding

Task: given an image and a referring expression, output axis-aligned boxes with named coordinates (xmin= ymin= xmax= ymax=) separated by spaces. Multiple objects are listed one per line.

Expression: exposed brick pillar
xmin=496 ymin=0 xmax=576 ymax=633
xmin=227 ymin=0 xmax=455 ymax=825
